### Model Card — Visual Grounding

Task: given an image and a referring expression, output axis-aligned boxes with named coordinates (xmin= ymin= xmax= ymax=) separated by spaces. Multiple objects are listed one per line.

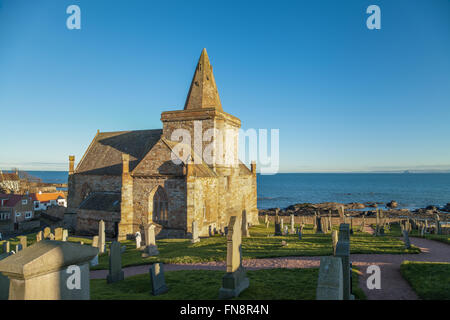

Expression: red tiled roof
xmin=0 ymin=194 xmax=27 ymax=208
xmin=30 ymin=192 xmax=66 ymax=203
xmin=0 ymin=173 xmax=20 ymax=182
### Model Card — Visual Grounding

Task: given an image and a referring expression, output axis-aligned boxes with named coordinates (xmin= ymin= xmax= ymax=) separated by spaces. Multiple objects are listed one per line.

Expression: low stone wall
xmin=18 ymin=220 xmax=40 ymax=232
xmin=45 ymin=206 xmax=66 ymax=220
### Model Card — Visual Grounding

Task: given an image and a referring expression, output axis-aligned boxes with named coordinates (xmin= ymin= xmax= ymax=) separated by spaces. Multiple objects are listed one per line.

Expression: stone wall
xmin=76 ymin=208 xmax=121 ymax=237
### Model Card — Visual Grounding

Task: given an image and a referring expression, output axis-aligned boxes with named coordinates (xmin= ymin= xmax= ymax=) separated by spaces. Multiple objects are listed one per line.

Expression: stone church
xmin=67 ymin=49 xmax=258 ymax=240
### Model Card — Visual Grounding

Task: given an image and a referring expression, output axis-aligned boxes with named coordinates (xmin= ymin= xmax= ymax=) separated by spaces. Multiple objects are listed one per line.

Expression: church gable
xmin=75 ymin=129 xmax=162 ymax=176
xmin=131 ymin=138 xmax=184 ymax=177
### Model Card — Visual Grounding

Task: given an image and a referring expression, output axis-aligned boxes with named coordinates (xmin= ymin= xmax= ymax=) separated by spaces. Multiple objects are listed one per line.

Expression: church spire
xmin=184 ymin=48 xmax=223 ymax=111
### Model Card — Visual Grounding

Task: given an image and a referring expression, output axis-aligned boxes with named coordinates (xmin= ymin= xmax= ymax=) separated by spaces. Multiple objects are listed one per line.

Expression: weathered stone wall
xmin=76 ymin=209 xmax=121 ymax=237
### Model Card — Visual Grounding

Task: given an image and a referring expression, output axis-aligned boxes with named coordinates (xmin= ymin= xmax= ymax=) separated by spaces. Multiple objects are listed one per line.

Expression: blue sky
xmin=0 ymin=0 xmax=449 ymax=173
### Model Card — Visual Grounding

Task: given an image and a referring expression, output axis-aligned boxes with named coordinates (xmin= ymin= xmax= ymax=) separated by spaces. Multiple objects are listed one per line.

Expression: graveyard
xmin=1 ymin=211 xmax=449 ymax=300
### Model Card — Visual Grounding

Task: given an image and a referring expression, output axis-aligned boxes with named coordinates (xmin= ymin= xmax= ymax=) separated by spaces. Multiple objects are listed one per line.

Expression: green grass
xmin=0 ymin=224 xmax=420 ymax=270
xmin=401 ymin=261 xmax=450 ymax=300
xmin=384 ymin=223 xmax=450 ymax=245
xmin=91 ymin=267 xmax=366 ymax=300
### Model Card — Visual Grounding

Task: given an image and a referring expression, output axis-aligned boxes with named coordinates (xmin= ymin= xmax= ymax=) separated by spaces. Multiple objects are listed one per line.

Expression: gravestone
xmin=36 ymin=231 xmax=43 ymax=242
xmin=0 ymin=240 xmax=98 ymax=299
xmin=290 ymin=214 xmax=295 ymax=234
xmin=48 ymin=233 xmax=55 ymax=240
xmin=54 ymin=228 xmax=63 ymax=241
xmin=280 ymin=218 xmax=284 ymax=231
xmin=264 ymin=214 xmax=268 ymax=224
xmin=90 ymin=254 xmax=99 ymax=267
xmin=332 ymin=230 xmax=338 ymax=256
xmin=335 ymin=224 xmax=352 ymax=300
xmin=92 ymin=236 xmax=99 ymax=248
xmin=219 ymin=216 xmax=249 ymax=299
xmin=316 ymin=216 xmax=323 ymax=234
xmin=107 ymin=241 xmax=124 ymax=284
xmin=316 ymin=256 xmax=344 ymax=300
xmin=402 ymin=230 xmax=411 ymax=249
xmin=435 ymin=214 xmax=441 ymax=235
xmin=43 ymin=227 xmax=51 ymax=239
xmin=15 ymin=244 xmax=22 ymax=252
xmin=2 ymin=241 xmax=10 ymax=253
xmin=149 ymin=263 xmax=169 ymax=295
xmin=98 ymin=220 xmax=106 ymax=254
xmin=18 ymin=236 xmax=27 ymax=249
xmin=242 ymin=210 xmax=250 ymax=237
xmin=274 ymin=211 xmax=282 ymax=236
xmin=135 ymin=231 xmax=142 ymax=249
xmin=142 ymin=224 xmax=159 ymax=257
xmin=266 ymin=220 xmax=269 ymax=229
xmin=191 ymin=221 xmax=200 ymax=243
xmin=62 ymin=229 xmax=68 ymax=242
xmin=0 ymin=252 xmax=11 ymax=300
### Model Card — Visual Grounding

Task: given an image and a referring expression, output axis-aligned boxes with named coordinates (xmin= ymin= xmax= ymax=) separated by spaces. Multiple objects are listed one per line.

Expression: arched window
xmin=152 ymin=186 xmax=168 ymax=225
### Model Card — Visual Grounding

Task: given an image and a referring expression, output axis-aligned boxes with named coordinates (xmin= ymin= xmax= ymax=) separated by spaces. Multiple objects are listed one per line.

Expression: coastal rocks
xmin=443 ymin=203 xmax=450 ymax=212
xmin=365 ymin=202 xmax=378 ymax=208
xmin=386 ymin=200 xmax=398 ymax=208
xmin=345 ymin=203 xmax=365 ymax=210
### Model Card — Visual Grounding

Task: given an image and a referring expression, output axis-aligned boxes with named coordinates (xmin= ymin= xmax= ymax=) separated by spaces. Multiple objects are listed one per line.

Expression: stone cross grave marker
xmin=107 ymin=241 xmax=124 ymax=284
xmin=149 ymin=263 xmax=169 ymax=295
xmin=219 ymin=216 xmax=249 ymax=299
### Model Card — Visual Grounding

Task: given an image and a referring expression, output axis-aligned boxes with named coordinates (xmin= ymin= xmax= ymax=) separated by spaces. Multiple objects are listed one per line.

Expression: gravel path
xmin=90 ymin=236 xmax=450 ymax=300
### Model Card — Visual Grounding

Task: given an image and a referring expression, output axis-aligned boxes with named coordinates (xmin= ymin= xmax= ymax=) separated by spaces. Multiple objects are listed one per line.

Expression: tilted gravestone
xmin=98 ymin=220 xmax=106 ymax=254
xmin=18 ymin=236 xmax=27 ymax=249
xmin=149 ymin=263 xmax=168 ymax=295
xmin=107 ymin=241 xmax=124 ymax=284
xmin=242 ymin=210 xmax=250 ymax=238
xmin=142 ymin=224 xmax=159 ymax=257
xmin=191 ymin=221 xmax=200 ymax=243
xmin=335 ymin=224 xmax=352 ymax=300
xmin=316 ymin=256 xmax=344 ymax=300
xmin=219 ymin=216 xmax=249 ymax=299
xmin=0 ymin=241 xmax=98 ymax=299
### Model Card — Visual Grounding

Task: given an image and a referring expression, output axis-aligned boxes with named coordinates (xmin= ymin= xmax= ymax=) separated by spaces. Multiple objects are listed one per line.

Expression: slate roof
xmin=0 ymin=173 xmax=19 ymax=182
xmin=75 ymin=129 xmax=162 ymax=176
xmin=78 ymin=192 xmax=121 ymax=212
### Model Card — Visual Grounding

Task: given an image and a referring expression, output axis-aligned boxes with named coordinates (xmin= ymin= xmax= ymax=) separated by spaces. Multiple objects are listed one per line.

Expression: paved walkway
xmin=90 ymin=236 xmax=450 ymax=300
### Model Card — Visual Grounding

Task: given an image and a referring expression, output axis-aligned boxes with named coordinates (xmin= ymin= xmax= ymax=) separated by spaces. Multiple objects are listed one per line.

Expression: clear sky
xmin=0 ymin=0 xmax=449 ymax=173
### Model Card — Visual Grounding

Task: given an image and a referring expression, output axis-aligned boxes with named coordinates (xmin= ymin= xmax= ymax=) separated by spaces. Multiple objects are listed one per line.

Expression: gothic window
xmin=152 ymin=186 xmax=168 ymax=226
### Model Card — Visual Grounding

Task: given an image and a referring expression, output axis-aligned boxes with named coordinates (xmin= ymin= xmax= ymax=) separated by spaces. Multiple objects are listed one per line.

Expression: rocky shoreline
xmin=258 ymin=201 xmax=450 ymax=219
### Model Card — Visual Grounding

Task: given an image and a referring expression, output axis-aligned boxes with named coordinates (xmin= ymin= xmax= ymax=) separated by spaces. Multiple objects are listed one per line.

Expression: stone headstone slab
xmin=92 ymin=236 xmax=99 ymax=248
xmin=0 ymin=252 xmax=11 ymax=300
xmin=2 ymin=241 xmax=10 ymax=253
xmin=403 ymin=230 xmax=411 ymax=249
xmin=90 ymin=254 xmax=99 ymax=267
xmin=316 ymin=256 xmax=344 ymax=300
xmin=54 ymin=228 xmax=63 ymax=241
xmin=36 ymin=231 xmax=43 ymax=242
xmin=219 ymin=215 xmax=249 ymax=299
xmin=0 ymin=241 xmax=98 ymax=300
xmin=18 ymin=236 xmax=27 ymax=249
xmin=62 ymin=229 xmax=68 ymax=242
xmin=149 ymin=263 xmax=168 ymax=295
xmin=15 ymin=244 xmax=22 ymax=252
xmin=98 ymin=220 xmax=106 ymax=254
xmin=135 ymin=232 xmax=142 ymax=249
xmin=43 ymin=227 xmax=51 ymax=239
xmin=191 ymin=221 xmax=200 ymax=243
xmin=107 ymin=241 xmax=124 ymax=284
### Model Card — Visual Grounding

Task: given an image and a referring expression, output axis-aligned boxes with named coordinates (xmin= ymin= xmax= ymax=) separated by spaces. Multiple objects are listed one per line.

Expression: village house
xmin=0 ymin=193 xmax=35 ymax=233
xmin=0 ymin=171 xmax=20 ymax=193
xmin=31 ymin=191 xmax=67 ymax=211
xmin=67 ymin=49 xmax=258 ymax=240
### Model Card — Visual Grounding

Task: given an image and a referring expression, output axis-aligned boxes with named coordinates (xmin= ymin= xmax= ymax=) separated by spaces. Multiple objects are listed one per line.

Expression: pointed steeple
xmin=184 ymin=49 xmax=223 ymax=111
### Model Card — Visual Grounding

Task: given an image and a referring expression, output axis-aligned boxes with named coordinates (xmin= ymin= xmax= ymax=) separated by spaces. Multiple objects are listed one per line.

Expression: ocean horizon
xmin=9 ymin=170 xmax=450 ymax=211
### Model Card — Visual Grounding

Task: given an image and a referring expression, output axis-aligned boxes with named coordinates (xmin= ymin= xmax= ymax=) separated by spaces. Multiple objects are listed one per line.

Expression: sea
xmin=21 ymin=171 xmax=450 ymax=211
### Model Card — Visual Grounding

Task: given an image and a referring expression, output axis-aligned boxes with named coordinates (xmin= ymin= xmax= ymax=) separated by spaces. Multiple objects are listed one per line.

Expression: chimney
xmin=122 ymin=153 xmax=130 ymax=175
xmin=69 ymin=156 xmax=75 ymax=175
xmin=251 ymin=161 xmax=257 ymax=175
